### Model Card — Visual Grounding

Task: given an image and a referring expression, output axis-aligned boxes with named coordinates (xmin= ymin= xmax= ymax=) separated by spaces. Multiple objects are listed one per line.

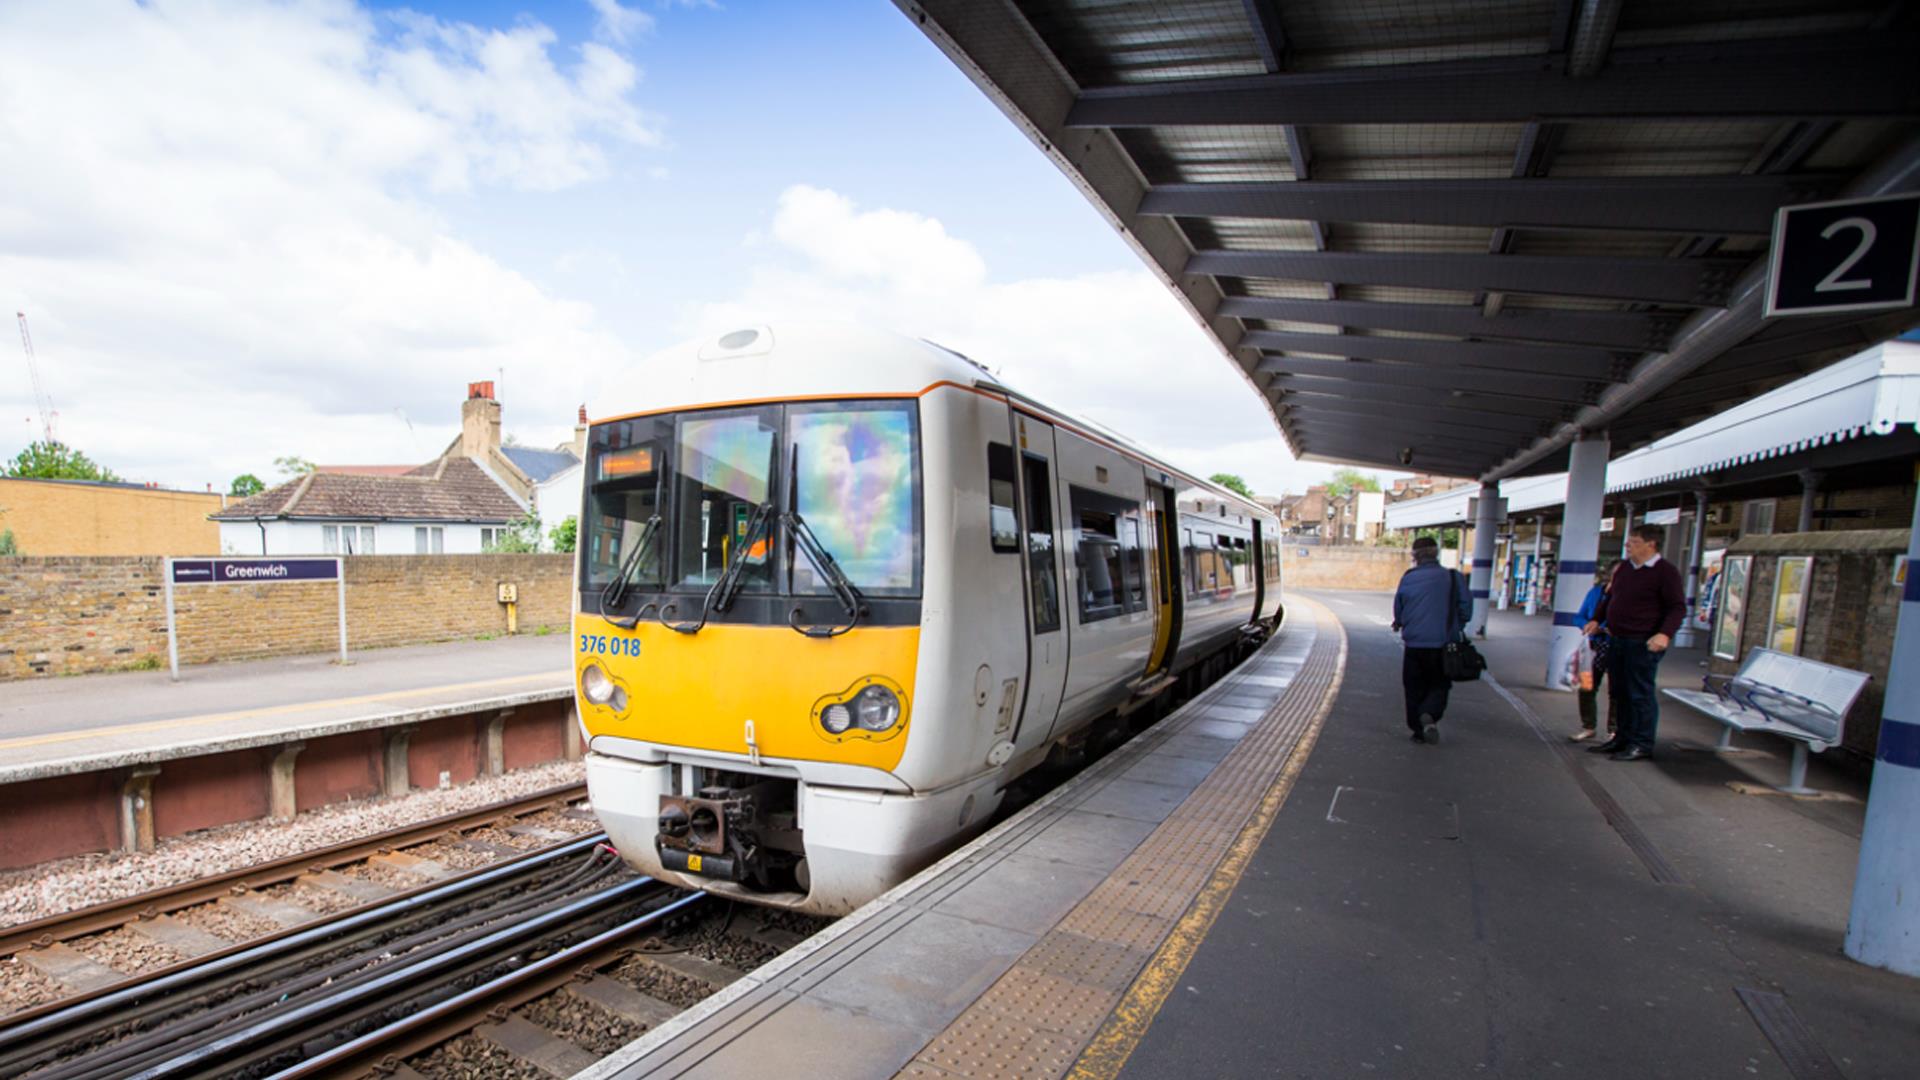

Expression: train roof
xmin=595 ymin=322 xmax=1272 ymax=520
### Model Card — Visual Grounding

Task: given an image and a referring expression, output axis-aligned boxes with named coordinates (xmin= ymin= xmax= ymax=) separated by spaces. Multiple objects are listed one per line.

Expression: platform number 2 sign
xmin=1766 ymin=193 xmax=1920 ymax=317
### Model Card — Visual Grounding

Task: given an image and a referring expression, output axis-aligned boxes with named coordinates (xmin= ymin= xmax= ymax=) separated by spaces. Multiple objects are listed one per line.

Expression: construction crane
xmin=16 ymin=312 xmax=56 ymax=445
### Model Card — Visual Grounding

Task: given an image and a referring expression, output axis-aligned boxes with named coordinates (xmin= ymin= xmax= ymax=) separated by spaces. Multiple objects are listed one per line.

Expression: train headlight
xmin=852 ymin=685 xmax=901 ymax=732
xmin=811 ymin=676 xmax=908 ymax=742
xmin=582 ymin=663 xmax=616 ymax=705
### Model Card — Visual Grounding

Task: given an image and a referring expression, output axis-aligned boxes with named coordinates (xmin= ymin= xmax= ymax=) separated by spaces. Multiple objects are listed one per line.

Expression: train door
xmin=1252 ymin=519 xmax=1266 ymax=621
xmin=1143 ymin=481 xmax=1182 ymax=679
xmin=1010 ymin=415 xmax=1068 ymax=753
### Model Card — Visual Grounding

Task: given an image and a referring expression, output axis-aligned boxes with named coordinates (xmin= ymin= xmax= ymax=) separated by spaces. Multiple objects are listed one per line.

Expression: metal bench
xmin=1662 ymin=647 xmax=1871 ymax=796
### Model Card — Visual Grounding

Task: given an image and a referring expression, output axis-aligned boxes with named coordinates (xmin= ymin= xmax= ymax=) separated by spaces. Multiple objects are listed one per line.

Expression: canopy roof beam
xmin=1189 ymin=250 xmax=1743 ymax=306
xmin=1219 ymin=296 xmax=1674 ymax=351
xmin=1141 ymin=176 xmax=1832 ymax=236
xmin=1267 ymin=377 xmax=1576 ymax=421
xmin=1256 ymin=354 xmax=1603 ymax=401
xmin=1066 ymin=34 xmax=1920 ymax=128
xmin=1242 ymin=329 xmax=1623 ymax=381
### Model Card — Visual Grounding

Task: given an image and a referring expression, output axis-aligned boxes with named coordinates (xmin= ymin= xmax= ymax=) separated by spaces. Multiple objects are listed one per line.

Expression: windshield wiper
xmin=662 ymin=501 xmax=774 ymax=635
xmin=598 ymin=514 xmax=661 ymax=630
xmin=784 ymin=509 xmax=866 ymax=638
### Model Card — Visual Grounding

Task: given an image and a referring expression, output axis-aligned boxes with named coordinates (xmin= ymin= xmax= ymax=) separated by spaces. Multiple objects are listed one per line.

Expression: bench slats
xmin=1665 ymin=648 xmax=1870 ymax=754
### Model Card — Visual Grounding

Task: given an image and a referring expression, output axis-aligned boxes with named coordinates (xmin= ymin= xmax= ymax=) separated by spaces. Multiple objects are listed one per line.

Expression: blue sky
xmin=0 ymin=1 xmax=1344 ymax=499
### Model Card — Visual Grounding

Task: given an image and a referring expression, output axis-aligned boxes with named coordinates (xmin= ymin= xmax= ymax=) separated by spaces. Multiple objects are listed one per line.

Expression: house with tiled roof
xmin=213 ymin=383 xmax=584 ymax=555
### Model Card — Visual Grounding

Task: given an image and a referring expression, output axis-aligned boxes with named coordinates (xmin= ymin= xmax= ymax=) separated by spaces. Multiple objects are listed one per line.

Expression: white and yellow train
xmin=574 ymin=323 xmax=1282 ymax=915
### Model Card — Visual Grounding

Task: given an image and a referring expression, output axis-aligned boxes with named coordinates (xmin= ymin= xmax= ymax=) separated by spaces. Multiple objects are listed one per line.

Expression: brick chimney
xmin=572 ymin=404 xmax=589 ymax=457
xmin=461 ymin=381 xmax=502 ymax=459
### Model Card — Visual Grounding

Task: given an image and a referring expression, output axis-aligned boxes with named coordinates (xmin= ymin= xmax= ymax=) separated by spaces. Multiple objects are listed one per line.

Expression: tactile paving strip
xmin=898 ymin=598 xmax=1346 ymax=1079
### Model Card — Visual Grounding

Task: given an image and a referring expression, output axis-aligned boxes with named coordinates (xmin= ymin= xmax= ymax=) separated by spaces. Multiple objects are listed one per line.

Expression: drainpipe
xmin=258 ymin=520 xmax=268 ymax=555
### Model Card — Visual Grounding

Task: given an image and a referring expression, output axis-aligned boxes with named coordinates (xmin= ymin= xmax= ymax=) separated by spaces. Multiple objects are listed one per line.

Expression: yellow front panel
xmin=573 ymin=615 xmax=921 ymax=773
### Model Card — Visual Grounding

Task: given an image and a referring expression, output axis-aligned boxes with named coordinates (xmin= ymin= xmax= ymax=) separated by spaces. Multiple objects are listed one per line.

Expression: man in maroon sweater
xmin=1584 ymin=525 xmax=1687 ymax=761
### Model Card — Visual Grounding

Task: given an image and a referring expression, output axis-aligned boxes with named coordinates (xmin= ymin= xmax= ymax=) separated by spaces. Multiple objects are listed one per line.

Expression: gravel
xmin=608 ymin=954 xmax=715 ymax=1009
xmin=410 ymin=1033 xmax=550 ymax=1080
xmin=522 ymin=992 xmax=646 ymax=1054
xmin=348 ymin=860 xmax=435 ymax=892
xmin=171 ymin=901 xmax=283 ymax=943
xmin=406 ymin=839 xmax=496 ymax=871
xmin=0 ymin=761 xmax=585 ymax=928
xmin=0 ymin=955 xmax=70 ymax=1016
xmin=69 ymin=926 xmax=184 ymax=977
xmin=258 ymin=879 xmax=357 ymax=916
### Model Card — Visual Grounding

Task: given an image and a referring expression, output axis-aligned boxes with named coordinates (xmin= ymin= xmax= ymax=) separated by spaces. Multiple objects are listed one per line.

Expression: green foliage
xmin=548 ymin=515 xmax=578 ymax=554
xmin=0 ymin=529 xmax=18 ymax=556
xmin=485 ymin=513 xmax=543 ymax=553
xmin=229 ymin=473 xmax=265 ymax=497
xmin=4 ymin=440 xmax=120 ymax=482
xmin=1327 ymin=467 xmax=1382 ymax=497
xmin=274 ymin=455 xmax=317 ymax=477
xmin=1413 ymin=526 xmax=1461 ymax=549
xmin=1208 ymin=472 xmax=1254 ymax=498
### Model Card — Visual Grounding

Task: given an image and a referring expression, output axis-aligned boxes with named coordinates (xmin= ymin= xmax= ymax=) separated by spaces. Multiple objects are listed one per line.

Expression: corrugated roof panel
xmin=1118 ymin=127 xmax=1296 ymax=184
xmin=1613 ymin=0 xmax=1885 ymax=48
xmin=1279 ymin=0 xmax=1554 ymax=70
xmin=1337 ymin=222 xmax=1491 ymax=254
xmin=1011 ymin=0 xmax=1262 ymax=87
xmin=1230 ymin=278 xmax=1335 ymax=301
xmin=1505 ymin=233 xmax=1692 ymax=258
xmin=1309 ymin=124 xmax=1523 ymax=180
xmin=1339 ymin=284 xmax=1478 ymax=305
xmin=1194 ymin=217 xmax=1323 ymax=249
xmin=1549 ymin=121 xmax=1780 ymax=178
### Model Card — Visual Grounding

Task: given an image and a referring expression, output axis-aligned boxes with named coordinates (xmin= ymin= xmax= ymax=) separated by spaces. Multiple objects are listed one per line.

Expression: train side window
xmin=1266 ymin=539 xmax=1281 ymax=582
xmin=1183 ymin=527 xmax=1198 ymax=600
xmin=987 ymin=443 xmax=1020 ymax=553
xmin=1023 ymin=454 xmax=1061 ymax=634
xmin=1075 ymin=506 xmax=1124 ymax=623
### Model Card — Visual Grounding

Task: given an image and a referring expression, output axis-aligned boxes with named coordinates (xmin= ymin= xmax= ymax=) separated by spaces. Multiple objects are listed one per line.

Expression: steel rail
xmin=267 ymin=890 xmax=709 ymax=1080
xmin=0 ymin=833 xmax=608 ymax=1073
xmin=0 ymin=780 xmax=588 ymax=956
xmin=129 ymin=876 xmax=668 ymax=1079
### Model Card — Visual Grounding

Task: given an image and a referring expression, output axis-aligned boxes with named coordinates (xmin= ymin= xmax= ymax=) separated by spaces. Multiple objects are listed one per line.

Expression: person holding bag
xmin=1391 ymin=536 xmax=1475 ymax=745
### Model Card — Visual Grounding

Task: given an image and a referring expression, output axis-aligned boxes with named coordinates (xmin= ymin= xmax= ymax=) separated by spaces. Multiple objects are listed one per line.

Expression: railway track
xmin=0 ymin=832 xmax=826 ymax=1079
xmin=0 ymin=783 xmax=594 ymax=1018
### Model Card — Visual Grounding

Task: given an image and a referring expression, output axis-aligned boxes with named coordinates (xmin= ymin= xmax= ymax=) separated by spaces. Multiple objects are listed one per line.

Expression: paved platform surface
xmin=0 ymin=635 xmax=571 ymax=782
xmin=577 ymin=592 xmax=1920 ymax=1079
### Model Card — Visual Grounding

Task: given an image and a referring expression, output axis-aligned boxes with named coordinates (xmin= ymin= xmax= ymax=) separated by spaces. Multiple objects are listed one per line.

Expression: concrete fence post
xmin=565 ymin=705 xmax=585 ymax=762
xmin=485 ymin=710 xmax=511 ymax=776
xmin=383 ymin=727 xmax=414 ymax=798
xmin=120 ymin=766 xmax=161 ymax=853
xmin=269 ymin=742 xmax=305 ymax=821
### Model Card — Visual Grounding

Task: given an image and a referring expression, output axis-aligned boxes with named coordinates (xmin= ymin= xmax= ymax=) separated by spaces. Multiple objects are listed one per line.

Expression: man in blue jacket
xmin=1392 ymin=536 xmax=1473 ymax=744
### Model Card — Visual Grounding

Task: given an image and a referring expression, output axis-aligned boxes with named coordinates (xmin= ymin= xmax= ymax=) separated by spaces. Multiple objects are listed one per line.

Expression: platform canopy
xmin=900 ymin=0 xmax=1920 ymax=481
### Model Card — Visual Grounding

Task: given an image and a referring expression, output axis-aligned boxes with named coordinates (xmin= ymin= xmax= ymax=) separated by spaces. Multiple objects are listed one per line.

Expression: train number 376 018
xmin=578 ymin=634 xmax=640 ymax=657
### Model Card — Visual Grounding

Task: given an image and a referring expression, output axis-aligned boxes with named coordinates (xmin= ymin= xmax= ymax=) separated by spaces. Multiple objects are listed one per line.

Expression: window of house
xmin=480 ymin=527 xmax=501 ymax=550
xmin=323 ymin=525 xmax=374 ymax=554
xmin=415 ymin=526 xmax=445 ymax=554
xmin=1742 ymin=500 xmax=1776 ymax=536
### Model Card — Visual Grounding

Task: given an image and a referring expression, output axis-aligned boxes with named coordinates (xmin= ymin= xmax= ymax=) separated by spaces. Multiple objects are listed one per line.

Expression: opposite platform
xmin=0 ymin=635 xmax=571 ymax=783
xmin=578 ymin=595 xmax=1345 ymax=1080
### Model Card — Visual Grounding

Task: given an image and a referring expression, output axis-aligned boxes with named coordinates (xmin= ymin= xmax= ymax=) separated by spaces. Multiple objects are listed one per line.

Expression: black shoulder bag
xmin=1442 ymin=569 xmax=1487 ymax=682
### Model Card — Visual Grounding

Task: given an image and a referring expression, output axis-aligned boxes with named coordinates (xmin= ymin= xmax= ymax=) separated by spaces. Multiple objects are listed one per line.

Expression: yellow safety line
xmin=0 ymin=672 xmax=568 ymax=751
xmin=1067 ymin=598 xmax=1348 ymax=1080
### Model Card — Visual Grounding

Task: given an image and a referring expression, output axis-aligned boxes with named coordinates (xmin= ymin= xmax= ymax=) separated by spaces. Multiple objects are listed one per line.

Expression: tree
xmin=1209 ymin=472 xmax=1255 ymax=498
xmin=0 ymin=529 xmax=18 ymax=556
xmin=549 ymin=515 xmax=577 ymax=554
xmin=274 ymin=455 xmax=317 ymax=477
xmin=3 ymin=440 xmax=120 ymax=482
xmin=230 ymin=473 xmax=265 ymax=497
xmin=485 ymin=513 xmax=543 ymax=553
xmin=1327 ymin=467 xmax=1382 ymax=498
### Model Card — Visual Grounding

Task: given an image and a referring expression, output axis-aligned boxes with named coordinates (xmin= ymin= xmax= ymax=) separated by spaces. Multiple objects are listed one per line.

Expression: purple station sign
xmin=171 ymin=558 xmax=340 ymax=585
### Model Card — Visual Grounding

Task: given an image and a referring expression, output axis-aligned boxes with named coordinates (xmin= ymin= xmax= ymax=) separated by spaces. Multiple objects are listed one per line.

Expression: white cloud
xmin=0 ymin=0 xmax=653 ymax=487
xmin=588 ymin=0 xmax=656 ymax=46
xmin=688 ymin=186 xmax=1357 ymax=498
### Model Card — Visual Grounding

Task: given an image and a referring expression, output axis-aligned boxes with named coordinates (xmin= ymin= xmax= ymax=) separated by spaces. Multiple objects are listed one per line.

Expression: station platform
xmin=0 ymin=635 xmax=571 ymax=784
xmin=581 ymin=593 xmax=1920 ymax=1079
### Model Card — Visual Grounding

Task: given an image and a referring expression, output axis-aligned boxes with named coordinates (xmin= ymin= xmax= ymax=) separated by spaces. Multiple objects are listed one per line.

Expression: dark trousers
xmin=1610 ymin=637 xmax=1665 ymax=751
xmin=1402 ymin=647 xmax=1451 ymax=731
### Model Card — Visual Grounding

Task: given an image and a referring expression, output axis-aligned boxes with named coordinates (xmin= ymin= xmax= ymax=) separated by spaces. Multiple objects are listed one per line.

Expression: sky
xmin=0 ymin=0 xmax=1368 ymax=501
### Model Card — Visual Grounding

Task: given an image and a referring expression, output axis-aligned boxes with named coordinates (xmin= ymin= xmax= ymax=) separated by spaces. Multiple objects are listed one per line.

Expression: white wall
xmin=531 ymin=463 xmax=583 ymax=529
xmin=219 ymin=520 xmax=494 ymax=555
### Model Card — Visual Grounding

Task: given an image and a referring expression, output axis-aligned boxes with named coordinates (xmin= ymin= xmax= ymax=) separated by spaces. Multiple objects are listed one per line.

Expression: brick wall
xmin=0 ymin=477 xmax=222 ymax=556
xmin=1 ymin=554 xmax=575 ymax=680
xmin=1282 ymin=545 xmax=1413 ymax=591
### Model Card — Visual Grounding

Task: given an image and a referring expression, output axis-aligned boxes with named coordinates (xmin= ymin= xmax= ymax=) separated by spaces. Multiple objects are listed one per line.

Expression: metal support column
xmin=1525 ymin=517 xmax=1545 ymax=616
xmin=1469 ymin=482 xmax=1499 ymax=638
xmin=1620 ymin=500 xmax=1636 ymax=559
xmin=1798 ymin=469 xmax=1825 ymax=533
xmin=1844 ymin=491 xmax=1920 ymax=977
xmin=1675 ymin=489 xmax=1711 ymax=649
xmin=1547 ymin=433 xmax=1609 ymax=690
